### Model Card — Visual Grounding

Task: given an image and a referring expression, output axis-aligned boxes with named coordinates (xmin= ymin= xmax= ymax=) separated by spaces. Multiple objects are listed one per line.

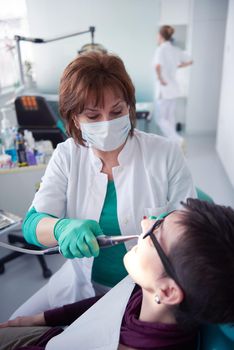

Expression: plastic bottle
xmin=15 ymin=132 xmax=28 ymax=167
xmin=0 ymin=109 xmax=18 ymax=164
xmin=24 ymin=130 xmax=37 ymax=166
xmin=34 ymin=141 xmax=45 ymax=165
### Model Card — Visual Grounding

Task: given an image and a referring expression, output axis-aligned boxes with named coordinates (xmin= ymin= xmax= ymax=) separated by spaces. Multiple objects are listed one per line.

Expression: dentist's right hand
xmin=54 ymin=219 xmax=103 ymax=259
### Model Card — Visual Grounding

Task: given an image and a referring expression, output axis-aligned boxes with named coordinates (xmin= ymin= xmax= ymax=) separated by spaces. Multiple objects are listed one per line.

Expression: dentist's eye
xmin=89 ymin=116 xmax=98 ymax=119
xmin=86 ymin=115 xmax=100 ymax=120
xmin=111 ymin=108 xmax=123 ymax=115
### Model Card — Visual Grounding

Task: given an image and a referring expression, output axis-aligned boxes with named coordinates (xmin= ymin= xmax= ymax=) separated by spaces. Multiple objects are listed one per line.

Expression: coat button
xmin=124 ymin=218 xmax=129 ymax=225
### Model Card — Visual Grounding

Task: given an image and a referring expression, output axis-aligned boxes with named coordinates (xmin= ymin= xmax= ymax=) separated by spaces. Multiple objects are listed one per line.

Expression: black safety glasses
xmin=143 ymin=214 xmax=182 ymax=288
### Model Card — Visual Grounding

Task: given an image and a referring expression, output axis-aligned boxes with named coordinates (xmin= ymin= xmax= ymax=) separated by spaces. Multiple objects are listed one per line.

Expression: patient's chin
xmin=123 ymin=246 xmax=136 ymax=274
xmin=123 ymin=252 xmax=129 ymax=269
xmin=123 ymin=250 xmax=132 ymax=273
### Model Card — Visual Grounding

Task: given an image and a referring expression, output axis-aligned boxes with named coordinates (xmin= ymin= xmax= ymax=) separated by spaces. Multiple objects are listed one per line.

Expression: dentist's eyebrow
xmin=83 ymin=100 xmax=124 ymax=112
xmin=111 ymin=100 xmax=124 ymax=108
xmin=83 ymin=107 xmax=100 ymax=112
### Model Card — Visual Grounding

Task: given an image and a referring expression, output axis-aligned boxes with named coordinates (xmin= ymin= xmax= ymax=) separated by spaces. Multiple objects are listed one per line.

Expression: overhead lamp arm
xmin=15 ymin=26 xmax=96 ymax=86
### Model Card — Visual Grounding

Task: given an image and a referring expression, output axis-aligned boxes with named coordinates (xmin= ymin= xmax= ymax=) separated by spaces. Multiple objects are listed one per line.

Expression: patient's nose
xmin=140 ymin=218 xmax=156 ymax=233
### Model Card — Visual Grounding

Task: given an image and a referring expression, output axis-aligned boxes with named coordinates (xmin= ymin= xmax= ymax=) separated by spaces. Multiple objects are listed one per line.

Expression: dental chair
xmin=0 ymin=227 xmax=53 ymax=278
xmin=195 ymin=187 xmax=213 ymax=203
xmin=15 ymin=95 xmax=67 ymax=148
xmin=0 ymin=212 xmax=52 ymax=279
xmin=199 ymin=324 xmax=234 ymax=349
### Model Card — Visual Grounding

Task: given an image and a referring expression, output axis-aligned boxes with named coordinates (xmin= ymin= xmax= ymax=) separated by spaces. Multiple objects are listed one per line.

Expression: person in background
xmin=10 ymin=51 xmax=195 ymax=319
xmin=153 ymin=25 xmax=193 ymax=146
xmin=1 ymin=199 xmax=234 ymax=350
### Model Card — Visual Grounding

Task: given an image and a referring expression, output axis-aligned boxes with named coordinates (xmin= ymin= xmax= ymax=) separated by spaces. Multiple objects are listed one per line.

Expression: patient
xmin=0 ymin=198 xmax=234 ymax=350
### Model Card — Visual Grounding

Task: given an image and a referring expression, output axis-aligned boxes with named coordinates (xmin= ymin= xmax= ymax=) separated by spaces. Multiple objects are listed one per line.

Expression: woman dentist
xmin=11 ymin=51 xmax=195 ymax=318
xmin=153 ymin=25 xmax=193 ymax=145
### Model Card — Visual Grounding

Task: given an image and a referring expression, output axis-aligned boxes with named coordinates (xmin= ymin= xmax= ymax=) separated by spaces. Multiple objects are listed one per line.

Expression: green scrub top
xmin=92 ymin=180 xmax=128 ymax=287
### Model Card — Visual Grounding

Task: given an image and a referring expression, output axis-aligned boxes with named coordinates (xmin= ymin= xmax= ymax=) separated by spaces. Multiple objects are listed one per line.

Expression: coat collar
xmin=161 ymin=40 xmax=172 ymax=48
xmin=87 ymin=132 xmax=136 ymax=173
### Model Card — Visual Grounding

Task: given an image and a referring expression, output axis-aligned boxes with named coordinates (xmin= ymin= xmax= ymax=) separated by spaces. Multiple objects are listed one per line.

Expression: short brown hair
xmin=59 ymin=51 xmax=136 ymax=145
xmin=159 ymin=25 xmax=175 ymax=41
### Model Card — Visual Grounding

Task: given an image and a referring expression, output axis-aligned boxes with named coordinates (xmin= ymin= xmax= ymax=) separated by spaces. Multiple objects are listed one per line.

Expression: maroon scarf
xmin=119 ymin=287 xmax=198 ymax=349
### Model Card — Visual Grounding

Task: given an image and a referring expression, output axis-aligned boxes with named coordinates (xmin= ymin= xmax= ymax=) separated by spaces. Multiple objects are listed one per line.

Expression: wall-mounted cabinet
xmin=0 ymin=165 xmax=46 ymax=217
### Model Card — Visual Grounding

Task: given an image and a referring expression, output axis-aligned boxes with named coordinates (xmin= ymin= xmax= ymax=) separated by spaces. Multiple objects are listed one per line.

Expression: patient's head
xmin=124 ymin=198 xmax=234 ymax=326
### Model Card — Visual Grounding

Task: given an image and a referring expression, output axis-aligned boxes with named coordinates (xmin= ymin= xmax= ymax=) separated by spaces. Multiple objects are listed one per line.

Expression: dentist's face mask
xmin=79 ymin=114 xmax=131 ymax=151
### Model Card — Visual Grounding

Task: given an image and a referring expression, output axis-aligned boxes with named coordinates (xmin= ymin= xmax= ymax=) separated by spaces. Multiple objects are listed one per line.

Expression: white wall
xmin=216 ymin=0 xmax=234 ymax=187
xmin=160 ymin=0 xmax=191 ymax=25
xmin=186 ymin=0 xmax=228 ymax=135
xmin=25 ymin=0 xmax=161 ymax=102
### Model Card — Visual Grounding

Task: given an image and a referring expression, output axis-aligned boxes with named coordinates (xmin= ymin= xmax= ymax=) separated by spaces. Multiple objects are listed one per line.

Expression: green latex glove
xmin=54 ymin=219 xmax=103 ymax=259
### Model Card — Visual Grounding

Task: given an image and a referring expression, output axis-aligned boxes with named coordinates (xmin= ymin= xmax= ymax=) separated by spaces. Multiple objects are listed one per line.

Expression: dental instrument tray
xmin=0 ymin=210 xmax=22 ymax=231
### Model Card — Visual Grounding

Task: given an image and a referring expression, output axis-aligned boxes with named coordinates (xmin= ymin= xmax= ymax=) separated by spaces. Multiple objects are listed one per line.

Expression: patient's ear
xmin=157 ymin=279 xmax=184 ymax=306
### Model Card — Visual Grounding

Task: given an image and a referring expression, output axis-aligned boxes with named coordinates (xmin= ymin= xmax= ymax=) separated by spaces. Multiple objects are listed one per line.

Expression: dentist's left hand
xmin=54 ymin=219 xmax=103 ymax=259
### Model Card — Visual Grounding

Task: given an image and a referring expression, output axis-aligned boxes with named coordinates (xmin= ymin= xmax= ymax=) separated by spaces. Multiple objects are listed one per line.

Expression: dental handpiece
xmin=96 ymin=234 xmax=139 ymax=248
xmin=0 ymin=235 xmax=139 ymax=255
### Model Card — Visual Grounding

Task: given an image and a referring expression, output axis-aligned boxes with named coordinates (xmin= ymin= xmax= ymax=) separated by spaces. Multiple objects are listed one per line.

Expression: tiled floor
xmin=0 ymin=130 xmax=233 ymax=322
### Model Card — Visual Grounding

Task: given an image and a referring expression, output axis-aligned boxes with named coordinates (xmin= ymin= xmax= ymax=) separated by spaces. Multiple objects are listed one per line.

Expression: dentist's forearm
xmin=36 ymin=217 xmax=60 ymax=247
xmin=23 ymin=207 xmax=58 ymax=247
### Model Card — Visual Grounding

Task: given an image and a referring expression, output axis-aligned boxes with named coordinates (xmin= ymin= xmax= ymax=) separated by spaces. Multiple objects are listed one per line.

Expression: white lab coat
xmin=46 ymin=276 xmax=135 ymax=350
xmin=153 ymin=41 xmax=191 ymax=100
xmin=31 ymin=129 xmax=195 ymax=309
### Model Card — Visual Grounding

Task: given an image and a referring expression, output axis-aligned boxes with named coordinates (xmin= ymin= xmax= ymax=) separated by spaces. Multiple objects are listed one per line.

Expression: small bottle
xmin=15 ymin=132 xmax=28 ymax=167
xmin=34 ymin=141 xmax=45 ymax=164
xmin=24 ymin=130 xmax=37 ymax=166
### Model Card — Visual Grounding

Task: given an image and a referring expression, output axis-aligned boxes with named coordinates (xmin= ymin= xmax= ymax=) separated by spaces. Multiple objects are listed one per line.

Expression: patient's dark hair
xmin=170 ymin=198 xmax=234 ymax=327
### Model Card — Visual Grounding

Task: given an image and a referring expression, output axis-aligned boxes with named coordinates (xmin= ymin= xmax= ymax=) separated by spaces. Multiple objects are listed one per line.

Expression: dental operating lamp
xmin=14 ymin=26 xmax=107 ymax=86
